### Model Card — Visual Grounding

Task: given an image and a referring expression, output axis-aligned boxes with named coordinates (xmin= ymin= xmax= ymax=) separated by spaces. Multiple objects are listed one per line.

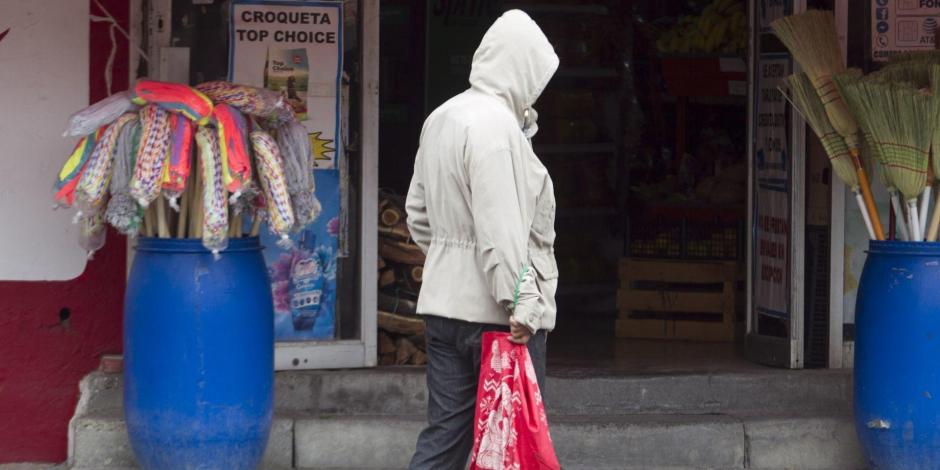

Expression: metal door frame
xmin=745 ymin=0 xmax=806 ymax=369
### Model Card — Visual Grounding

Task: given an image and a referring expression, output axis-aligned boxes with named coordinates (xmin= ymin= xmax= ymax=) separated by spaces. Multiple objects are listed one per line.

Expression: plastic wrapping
xmin=250 ymin=130 xmax=295 ymax=248
xmin=130 ymin=105 xmax=172 ymax=207
xmin=106 ymin=121 xmax=144 ymax=235
xmin=213 ymin=104 xmax=253 ymax=196
xmin=469 ymin=333 xmax=560 ymax=470
xmin=132 ymin=79 xmax=214 ymax=125
xmin=78 ymin=208 xmax=107 ymax=259
xmin=162 ymin=114 xmax=194 ymax=209
xmin=53 ymin=130 xmax=101 ymax=208
xmin=276 ymin=120 xmax=320 ymax=228
xmin=195 ymin=126 xmax=229 ymax=256
xmin=195 ymin=81 xmax=292 ymax=124
xmin=75 ymin=113 xmax=138 ymax=212
xmin=63 ymin=91 xmax=138 ymax=137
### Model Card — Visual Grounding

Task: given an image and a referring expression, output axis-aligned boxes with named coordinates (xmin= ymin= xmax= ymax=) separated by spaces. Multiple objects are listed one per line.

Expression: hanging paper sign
xmin=752 ymin=54 xmax=791 ymax=320
xmin=871 ymin=0 xmax=940 ymax=61
xmin=759 ymin=0 xmax=791 ymax=31
xmin=230 ymin=0 xmax=343 ymax=341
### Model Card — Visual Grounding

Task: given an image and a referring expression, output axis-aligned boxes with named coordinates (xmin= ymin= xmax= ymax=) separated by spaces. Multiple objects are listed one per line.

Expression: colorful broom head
xmin=195 ymin=81 xmax=291 ymax=123
xmin=75 ymin=113 xmax=138 ymax=212
xmin=251 ymin=129 xmax=295 ymax=246
xmin=195 ymin=126 xmax=229 ymax=255
xmin=54 ymin=128 xmax=104 ymax=207
xmin=130 ymin=104 xmax=172 ymax=207
xmin=162 ymin=114 xmax=194 ymax=198
xmin=132 ymin=79 xmax=214 ymax=125
xmin=213 ymin=104 xmax=253 ymax=195
xmin=772 ymin=10 xmax=860 ymax=148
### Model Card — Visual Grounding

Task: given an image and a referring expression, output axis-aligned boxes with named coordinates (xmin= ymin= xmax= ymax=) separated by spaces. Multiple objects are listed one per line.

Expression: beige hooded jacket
xmin=406 ymin=9 xmax=559 ymax=333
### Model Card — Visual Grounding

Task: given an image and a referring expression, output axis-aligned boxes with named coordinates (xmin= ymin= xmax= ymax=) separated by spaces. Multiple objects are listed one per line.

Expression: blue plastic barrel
xmin=855 ymin=240 xmax=940 ymax=469
xmin=124 ymin=237 xmax=273 ymax=470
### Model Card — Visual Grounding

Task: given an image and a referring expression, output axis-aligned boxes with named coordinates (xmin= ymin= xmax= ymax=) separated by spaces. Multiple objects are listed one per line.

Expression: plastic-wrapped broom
xmin=784 ymin=72 xmax=875 ymax=239
xmin=772 ymin=10 xmax=884 ymax=240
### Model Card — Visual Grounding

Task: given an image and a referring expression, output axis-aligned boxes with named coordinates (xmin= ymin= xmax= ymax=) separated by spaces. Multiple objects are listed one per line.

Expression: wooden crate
xmin=615 ymin=258 xmax=740 ymax=342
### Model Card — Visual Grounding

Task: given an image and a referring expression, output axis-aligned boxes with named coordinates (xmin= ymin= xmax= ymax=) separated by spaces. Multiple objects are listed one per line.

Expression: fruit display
xmin=655 ymin=0 xmax=747 ymax=56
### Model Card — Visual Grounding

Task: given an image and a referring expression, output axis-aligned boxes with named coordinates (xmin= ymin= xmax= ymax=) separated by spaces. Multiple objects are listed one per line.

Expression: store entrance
xmin=379 ymin=0 xmax=764 ymax=374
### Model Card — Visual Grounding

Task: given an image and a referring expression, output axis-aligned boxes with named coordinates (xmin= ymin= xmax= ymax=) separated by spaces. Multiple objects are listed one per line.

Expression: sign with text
xmin=752 ymin=54 xmax=791 ymax=319
xmin=871 ymin=0 xmax=940 ymax=61
xmin=230 ymin=0 xmax=343 ymax=341
xmin=759 ymin=0 xmax=791 ymax=31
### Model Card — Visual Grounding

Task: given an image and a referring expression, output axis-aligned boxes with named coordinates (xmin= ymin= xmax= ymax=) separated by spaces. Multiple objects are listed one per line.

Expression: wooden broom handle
xmin=852 ymin=149 xmax=885 ymax=240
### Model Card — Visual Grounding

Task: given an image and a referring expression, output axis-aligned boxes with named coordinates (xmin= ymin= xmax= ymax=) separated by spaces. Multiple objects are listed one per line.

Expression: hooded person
xmin=406 ymin=10 xmax=560 ymax=469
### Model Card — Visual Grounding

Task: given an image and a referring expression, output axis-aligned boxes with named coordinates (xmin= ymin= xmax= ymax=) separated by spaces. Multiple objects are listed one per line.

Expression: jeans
xmin=409 ymin=315 xmax=547 ymax=470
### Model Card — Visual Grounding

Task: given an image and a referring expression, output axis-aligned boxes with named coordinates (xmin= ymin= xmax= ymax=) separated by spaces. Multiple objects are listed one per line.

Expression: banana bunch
xmin=656 ymin=0 xmax=747 ymax=56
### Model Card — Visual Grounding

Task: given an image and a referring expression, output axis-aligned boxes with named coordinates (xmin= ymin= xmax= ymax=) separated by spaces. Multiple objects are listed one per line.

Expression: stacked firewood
xmin=377 ymin=193 xmax=427 ymax=366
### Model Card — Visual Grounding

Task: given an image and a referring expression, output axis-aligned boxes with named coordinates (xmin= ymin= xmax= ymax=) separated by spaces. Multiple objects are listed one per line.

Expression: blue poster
xmin=230 ymin=0 xmax=343 ymax=341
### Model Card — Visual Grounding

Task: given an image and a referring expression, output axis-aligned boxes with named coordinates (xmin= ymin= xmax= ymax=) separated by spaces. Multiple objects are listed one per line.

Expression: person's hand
xmin=509 ymin=318 xmax=532 ymax=344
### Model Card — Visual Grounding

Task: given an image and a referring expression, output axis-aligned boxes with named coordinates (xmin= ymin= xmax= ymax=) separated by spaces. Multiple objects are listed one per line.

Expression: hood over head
xmin=469 ymin=10 xmax=559 ymax=133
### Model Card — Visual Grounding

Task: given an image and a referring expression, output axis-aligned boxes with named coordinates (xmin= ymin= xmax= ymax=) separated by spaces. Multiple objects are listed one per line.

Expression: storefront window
xmin=166 ymin=0 xmax=363 ymax=342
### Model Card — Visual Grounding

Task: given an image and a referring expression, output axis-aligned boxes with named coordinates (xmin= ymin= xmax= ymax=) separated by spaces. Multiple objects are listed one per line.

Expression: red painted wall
xmin=0 ymin=0 xmax=129 ymax=463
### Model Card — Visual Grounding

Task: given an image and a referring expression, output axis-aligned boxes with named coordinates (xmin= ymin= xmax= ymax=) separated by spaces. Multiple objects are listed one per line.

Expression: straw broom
xmin=922 ymin=165 xmax=933 ymax=240
xmin=772 ymin=10 xmax=884 ymax=240
xmin=853 ymin=80 xmax=933 ymax=241
xmin=784 ymin=72 xmax=875 ymax=239
xmin=836 ymin=70 xmax=912 ymax=241
xmin=927 ymin=65 xmax=940 ymax=241
xmin=873 ymin=56 xmax=940 ymax=239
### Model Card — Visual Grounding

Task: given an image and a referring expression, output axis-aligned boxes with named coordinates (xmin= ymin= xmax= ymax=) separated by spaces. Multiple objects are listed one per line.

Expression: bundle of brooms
xmin=53 ymin=79 xmax=322 ymax=258
xmin=774 ymin=10 xmax=940 ymax=242
xmin=772 ymin=9 xmax=884 ymax=240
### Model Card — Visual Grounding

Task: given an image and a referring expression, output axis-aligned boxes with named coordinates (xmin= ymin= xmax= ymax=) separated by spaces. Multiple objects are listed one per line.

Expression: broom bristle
xmin=888 ymin=50 xmax=940 ymax=66
xmin=772 ymin=10 xmax=859 ymax=147
xmin=872 ymin=61 xmax=935 ymax=89
xmin=931 ymin=65 xmax=940 ymax=177
xmin=834 ymin=70 xmax=882 ymax=180
xmin=850 ymin=80 xmax=932 ymax=201
xmin=771 ymin=11 xmax=844 ymax=79
xmin=785 ymin=73 xmax=858 ymax=188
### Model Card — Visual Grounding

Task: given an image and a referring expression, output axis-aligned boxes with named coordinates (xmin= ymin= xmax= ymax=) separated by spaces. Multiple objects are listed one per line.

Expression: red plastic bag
xmin=469 ymin=332 xmax=561 ymax=470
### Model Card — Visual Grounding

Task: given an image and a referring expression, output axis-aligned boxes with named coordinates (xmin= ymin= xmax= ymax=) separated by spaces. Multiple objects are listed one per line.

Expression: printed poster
xmin=759 ymin=0 xmax=790 ymax=31
xmin=230 ymin=0 xmax=342 ymax=341
xmin=752 ymin=55 xmax=791 ymax=320
xmin=872 ymin=0 xmax=940 ymax=61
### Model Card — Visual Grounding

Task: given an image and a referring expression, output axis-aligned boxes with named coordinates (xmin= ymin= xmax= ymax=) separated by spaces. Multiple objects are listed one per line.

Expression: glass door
xmin=141 ymin=0 xmax=377 ymax=369
xmin=745 ymin=0 xmax=805 ymax=368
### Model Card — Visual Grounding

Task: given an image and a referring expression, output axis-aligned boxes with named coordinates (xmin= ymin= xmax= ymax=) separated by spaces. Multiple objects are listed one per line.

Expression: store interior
xmin=378 ymin=0 xmax=759 ymax=373
xmin=163 ymin=0 xmax=825 ymax=372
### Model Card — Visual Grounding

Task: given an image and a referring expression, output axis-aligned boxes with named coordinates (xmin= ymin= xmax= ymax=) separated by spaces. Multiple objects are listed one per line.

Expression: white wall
xmin=0 ymin=0 xmax=91 ymax=280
